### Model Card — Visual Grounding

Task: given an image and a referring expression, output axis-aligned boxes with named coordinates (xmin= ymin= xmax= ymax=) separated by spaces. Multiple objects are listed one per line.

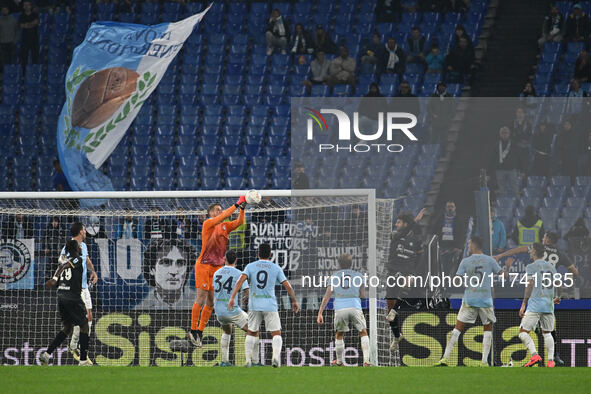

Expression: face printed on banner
xmin=152 ymin=247 xmax=187 ymax=291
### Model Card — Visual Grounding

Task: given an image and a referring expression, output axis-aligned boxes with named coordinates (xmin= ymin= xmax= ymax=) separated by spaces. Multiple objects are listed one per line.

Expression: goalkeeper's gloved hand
xmin=235 ymin=195 xmax=247 ymax=210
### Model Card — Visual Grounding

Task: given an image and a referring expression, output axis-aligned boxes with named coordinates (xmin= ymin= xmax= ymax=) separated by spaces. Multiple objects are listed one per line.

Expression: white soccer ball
xmin=245 ymin=189 xmax=262 ymax=205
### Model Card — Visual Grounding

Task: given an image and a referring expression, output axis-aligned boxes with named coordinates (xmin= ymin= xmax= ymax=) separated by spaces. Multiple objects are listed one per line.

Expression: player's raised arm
xmin=225 ymin=205 xmax=246 ymax=233
xmin=282 ymin=279 xmax=300 ymax=313
xmin=228 ymin=273 xmax=248 ymax=310
xmin=317 ymin=285 xmax=333 ymax=324
xmin=206 ymin=196 xmax=247 ymax=228
xmin=493 ymin=246 xmax=528 ymax=261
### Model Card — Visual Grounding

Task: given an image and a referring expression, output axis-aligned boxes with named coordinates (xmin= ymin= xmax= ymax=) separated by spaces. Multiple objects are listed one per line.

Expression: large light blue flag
xmin=57 ymin=8 xmax=209 ymax=193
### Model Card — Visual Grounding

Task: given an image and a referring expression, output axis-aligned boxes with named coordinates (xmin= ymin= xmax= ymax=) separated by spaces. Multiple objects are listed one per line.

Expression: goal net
xmin=0 ymin=190 xmax=394 ymax=366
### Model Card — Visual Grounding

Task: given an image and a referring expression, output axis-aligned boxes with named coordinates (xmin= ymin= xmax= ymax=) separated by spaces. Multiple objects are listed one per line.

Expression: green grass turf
xmin=2 ymin=366 xmax=590 ymax=394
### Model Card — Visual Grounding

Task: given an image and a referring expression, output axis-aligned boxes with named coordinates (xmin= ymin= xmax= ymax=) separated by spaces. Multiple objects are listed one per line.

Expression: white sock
xmin=360 ymin=336 xmax=370 ymax=364
xmin=519 ymin=332 xmax=537 ymax=356
xmin=482 ymin=331 xmax=492 ymax=364
xmin=543 ymin=333 xmax=554 ymax=361
xmin=335 ymin=339 xmax=345 ymax=363
xmin=272 ymin=335 xmax=282 ymax=364
xmin=70 ymin=326 xmax=80 ymax=348
xmin=252 ymin=337 xmax=260 ymax=364
xmin=443 ymin=328 xmax=461 ymax=359
xmin=221 ymin=334 xmax=231 ymax=363
xmin=245 ymin=335 xmax=256 ymax=363
xmin=88 ymin=321 xmax=92 ymax=336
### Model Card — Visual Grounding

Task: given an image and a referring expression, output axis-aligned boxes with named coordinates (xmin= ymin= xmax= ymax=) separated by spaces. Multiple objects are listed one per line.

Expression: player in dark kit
xmin=385 ymin=212 xmax=423 ymax=354
xmin=40 ymin=239 xmax=93 ymax=366
xmin=494 ymin=231 xmax=578 ymax=366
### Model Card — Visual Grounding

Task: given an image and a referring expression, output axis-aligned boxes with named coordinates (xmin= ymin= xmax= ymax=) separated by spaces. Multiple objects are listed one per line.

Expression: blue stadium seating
xmin=0 ymin=0 xmax=486 ymax=192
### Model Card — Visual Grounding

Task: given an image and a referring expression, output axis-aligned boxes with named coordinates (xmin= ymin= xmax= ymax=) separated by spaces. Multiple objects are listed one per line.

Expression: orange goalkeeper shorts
xmin=194 ymin=263 xmax=222 ymax=291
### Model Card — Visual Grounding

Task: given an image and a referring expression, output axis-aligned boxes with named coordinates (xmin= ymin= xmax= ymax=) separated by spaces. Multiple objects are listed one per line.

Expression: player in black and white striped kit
xmin=40 ymin=239 xmax=93 ymax=366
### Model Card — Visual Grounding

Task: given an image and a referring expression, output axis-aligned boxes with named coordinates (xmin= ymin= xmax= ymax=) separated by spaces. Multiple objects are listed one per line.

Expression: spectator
xmin=361 ymin=33 xmax=384 ymax=65
xmin=566 ymin=79 xmax=588 ymax=116
xmin=293 ymin=162 xmax=310 ymax=189
xmin=0 ymin=6 xmax=18 ymax=66
xmin=2 ymin=214 xmax=34 ymax=239
xmin=453 ymin=25 xmax=472 ymax=47
xmin=428 ymin=82 xmax=455 ymax=143
xmin=512 ymin=107 xmax=532 ymax=150
xmin=376 ymin=0 xmax=400 ymax=23
xmin=579 ymin=131 xmax=591 ymax=175
xmin=566 ymin=217 xmax=590 ymax=239
xmin=327 ymin=46 xmax=356 ymax=86
xmin=557 ymin=119 xmax=580 ymax=176
xmin=42 ymin=216 xmax=66 ymax=257
xmin=380 ymin=37 xmax=405 ymax=75
xmin=430 ymin=200 xmax=466 ymax=272
xmin=115 ymin=212 xmax=141 ymax=239
xmin=144 ymin=207 xmax=172 ymax=240
xmin=425 ymin=45 xmax=445 ymax=73
xmin=406 ymin=26 xmax=426 ymax=64
xmin=19 ymin=0 xmax=39 ymax=65
xmin=290 ymin=23 xmax=312 ymax=55
xmin=539 ymin=3 xmax=564 ymax=47
xmin=512 ymin=205 xmax=544 ymax=247
xmin=445 ymin=36 xmax=475 ymax=83
xmin=265 ymin=8 xmax=289 ymax=56
xmin=564 ymin=3 xmax=590 ymax=43
xmin=490 ymin=127 xmax=523 ymax=196
xmin=490 ymin=207 xmax=507 ymax=254
xmin=303 ymin=50 xmax=330 ymax=88
xmin=52 ymin=159 xmax=71 ymax=191
xmin=520 ymin=81 xmax=537 ymax=97
xmin=358 ymin=83 xmax=387 ymax=131
xmin=312 ymin=25 xmax=337 ymax=55
xmin=172 ymin=207 xmax=199 ymax=240
xmin=364 ymin=82 xmax=384 ymax=98
xmin=396 ymin=80 xmax=420 ymax=122
xmin=531 ymin=121 xmax=554 ymax=177
xmin=574 ymin=50 xmax=591 ymax=82
xmin=473 ymin=206 xmax=507 ymax=254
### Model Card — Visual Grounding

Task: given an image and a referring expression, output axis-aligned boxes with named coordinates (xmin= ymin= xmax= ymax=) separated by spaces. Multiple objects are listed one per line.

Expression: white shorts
xmin=248 ymin=311 xmax=281 ymax=332
xmin=217 ymin=311 xmax=249 ymax=330
xmin=81 ymin=288 xmax=92 ymax=310
xmin=457 ymin=302 xmax=496 ymax=325
xmin=520 ymin=311 xmax=555 ymax=332
xmin=334 ymin=308 xmax=367 ymax=333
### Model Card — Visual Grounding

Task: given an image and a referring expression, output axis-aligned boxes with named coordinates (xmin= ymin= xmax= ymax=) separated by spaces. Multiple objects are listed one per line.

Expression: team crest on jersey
xmin=0 ymin=239 xmax=32 ymax=284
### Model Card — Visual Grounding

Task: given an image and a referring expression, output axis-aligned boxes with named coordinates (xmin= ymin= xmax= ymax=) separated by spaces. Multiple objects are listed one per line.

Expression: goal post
xmin=0 ymin=189 xmax=394 ymax=367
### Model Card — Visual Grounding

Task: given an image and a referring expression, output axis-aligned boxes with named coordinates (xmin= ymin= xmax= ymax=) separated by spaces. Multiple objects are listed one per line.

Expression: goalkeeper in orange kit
xmin=188 ymin=195 xmax=247 ymax=347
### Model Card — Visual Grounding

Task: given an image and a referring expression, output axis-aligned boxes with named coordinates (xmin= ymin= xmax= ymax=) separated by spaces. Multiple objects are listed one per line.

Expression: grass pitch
xmin=2 ymin=366 xmax=590 ymax=394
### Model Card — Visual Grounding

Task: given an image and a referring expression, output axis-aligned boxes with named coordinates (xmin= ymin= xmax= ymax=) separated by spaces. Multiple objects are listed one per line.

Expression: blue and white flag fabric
xmin=57 ymin=7 xmax=209 ymax=193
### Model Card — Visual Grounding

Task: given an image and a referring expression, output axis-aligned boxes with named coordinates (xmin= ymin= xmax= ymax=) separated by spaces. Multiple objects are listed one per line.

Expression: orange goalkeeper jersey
xmin=197 ymin=206 xmax=245 ymax=267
